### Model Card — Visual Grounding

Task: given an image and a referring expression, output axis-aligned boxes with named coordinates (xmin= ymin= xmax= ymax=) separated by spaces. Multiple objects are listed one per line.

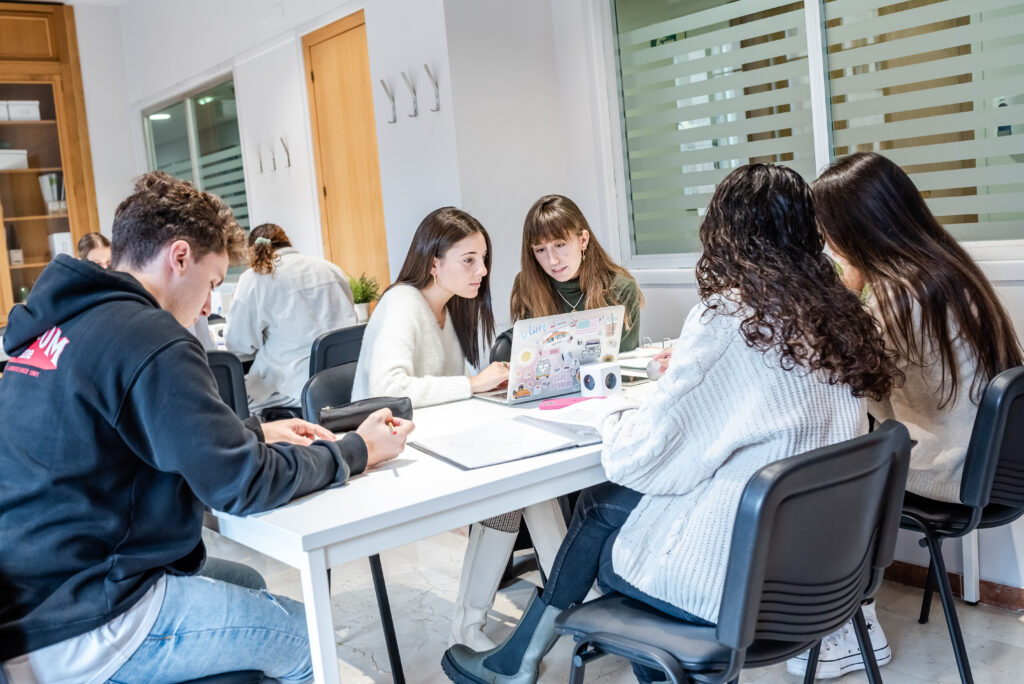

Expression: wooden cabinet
xmin=0 ymin=2 xmax=98 ymax=326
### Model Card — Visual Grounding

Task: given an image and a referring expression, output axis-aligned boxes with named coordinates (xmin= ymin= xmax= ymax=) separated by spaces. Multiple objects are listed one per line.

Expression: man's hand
xmin=262 ymin=418 xmax=336 ymax=445
xmin=355 ymin=408 xmax=415 ymax=468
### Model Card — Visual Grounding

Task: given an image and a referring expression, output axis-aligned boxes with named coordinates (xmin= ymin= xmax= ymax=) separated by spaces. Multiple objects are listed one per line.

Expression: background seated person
xmin=226 ymin=222 xmax=358 ymax=418
xmin=0 ymin=172 xmax=412 ymax=683
xmin=77 ymin=231 xmax=111 ymax=269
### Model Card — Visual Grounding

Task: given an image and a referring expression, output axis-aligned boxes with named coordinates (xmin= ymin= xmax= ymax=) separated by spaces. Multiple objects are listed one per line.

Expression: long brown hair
xmin=77 ymin=232 xmax=110 ymax=259
xmin=510 ymin=195 xmax=643 ymax=328
xmin=814 ymin=152 xmax=1022 ymax=406
xmin=389 ymin=207 xmax=495 ymax=367
xmin=697 ymin=164 xmax=895 ymax=401
xmin=248 ymin=223 xmax=292 ymax=275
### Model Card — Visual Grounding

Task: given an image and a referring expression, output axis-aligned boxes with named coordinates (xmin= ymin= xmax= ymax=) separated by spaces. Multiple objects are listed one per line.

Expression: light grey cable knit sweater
xmin=865 ymin=295 xmax=979 ymax=504
xmin=351 ymin=284 xmax=473 ymax=408
xmin=598 ymin=297 xmax=866 ymax=623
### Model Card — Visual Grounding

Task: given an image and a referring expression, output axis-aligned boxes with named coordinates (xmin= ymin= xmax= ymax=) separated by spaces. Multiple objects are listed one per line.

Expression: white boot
xmin=523 ymin=498 xmax=601 ymax=602
xmin=449 ymin=524 xmax=517 ymax=650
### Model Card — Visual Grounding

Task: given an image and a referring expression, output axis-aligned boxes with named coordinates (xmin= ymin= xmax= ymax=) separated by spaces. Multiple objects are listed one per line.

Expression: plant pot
xmin=354 ymin=302 xmax=370 ymax=323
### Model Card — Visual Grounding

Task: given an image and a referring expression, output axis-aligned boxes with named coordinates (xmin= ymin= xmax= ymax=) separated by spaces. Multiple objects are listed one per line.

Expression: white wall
xmin=72 ymin=4 xmax=136 ymax=233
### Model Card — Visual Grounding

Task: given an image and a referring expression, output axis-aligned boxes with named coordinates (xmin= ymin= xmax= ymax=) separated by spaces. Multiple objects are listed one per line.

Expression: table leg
xmin=299 ymin=548 xmax=340 ymax=684
xmin=962 ymin=530 xmax=980 ymax=604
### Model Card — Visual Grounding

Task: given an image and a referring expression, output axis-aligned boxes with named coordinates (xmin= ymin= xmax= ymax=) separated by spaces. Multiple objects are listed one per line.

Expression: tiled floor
xmin=204 ymin=528 xmax=1024 ymax=683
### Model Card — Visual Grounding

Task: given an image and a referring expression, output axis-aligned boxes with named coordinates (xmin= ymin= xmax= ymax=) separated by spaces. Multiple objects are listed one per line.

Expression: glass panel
xmin=614 ymin=0 xmax=815 ymax=255
xmin=824 ymin=0 xmax=1024 ymax=241
xmin=147 ymin=100 xmax=192 ymax=183
xmin=0 ymin=81 xmax=70 ymax=302
xmin=193 ymin=81 xmax=249 ymax=230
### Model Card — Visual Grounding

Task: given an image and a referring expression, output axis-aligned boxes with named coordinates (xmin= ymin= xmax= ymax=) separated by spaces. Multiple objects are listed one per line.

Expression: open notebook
xmin=410 ymin=414 xmax=601 ymax=469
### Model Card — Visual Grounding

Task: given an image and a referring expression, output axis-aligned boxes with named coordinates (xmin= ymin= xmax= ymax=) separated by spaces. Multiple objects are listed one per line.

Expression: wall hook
xmin=268 ymin=141 xmax=277 ymax=172
xmin=252 ymin=145 xmax=263 ymax=175
xmin=379 ymin=80 xmax=397 ymax=124
xmin=424 ymin=64 xmax=440 ymax=112
xmin=401 ymin=71 xmax=418 ymax=118
xmin=279 ymin=137 xmax=291 ymax=168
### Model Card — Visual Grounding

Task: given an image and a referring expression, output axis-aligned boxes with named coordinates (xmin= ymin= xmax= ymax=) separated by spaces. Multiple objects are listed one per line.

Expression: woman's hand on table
xmin=356 ymin=408 xmax=415 ymax=467
xmin=470 ymin=361 xmax=510 ymax=393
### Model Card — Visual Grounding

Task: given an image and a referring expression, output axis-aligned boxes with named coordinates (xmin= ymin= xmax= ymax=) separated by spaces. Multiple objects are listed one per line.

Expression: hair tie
xmin=254 ymin=237 xmax=272 ymax=246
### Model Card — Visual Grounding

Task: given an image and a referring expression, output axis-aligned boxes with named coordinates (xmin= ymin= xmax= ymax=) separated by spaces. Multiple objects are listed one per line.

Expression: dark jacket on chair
xmin=0 ymin=255 xmax=367 ymax=658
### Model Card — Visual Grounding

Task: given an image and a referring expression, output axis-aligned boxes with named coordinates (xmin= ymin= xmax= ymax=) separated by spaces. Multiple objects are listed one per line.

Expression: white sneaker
xmin=786 ymin=603 xmax=892 ymax=680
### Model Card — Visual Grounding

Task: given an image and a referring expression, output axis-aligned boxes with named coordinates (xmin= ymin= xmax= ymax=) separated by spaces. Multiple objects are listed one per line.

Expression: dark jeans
xmin=541 ymin=482 xmax=712 ymax=683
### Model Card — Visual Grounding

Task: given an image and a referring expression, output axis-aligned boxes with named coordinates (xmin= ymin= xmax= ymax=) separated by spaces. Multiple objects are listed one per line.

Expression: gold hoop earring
xmin=433 ymin=273 xmax=438 ymax=287
xmin=582 ymin=249 xmax=587 ymax=262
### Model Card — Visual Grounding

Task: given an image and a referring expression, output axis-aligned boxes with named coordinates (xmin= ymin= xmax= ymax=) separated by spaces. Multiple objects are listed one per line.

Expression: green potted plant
xmin=349 ymin=273 xmax=380 ymax=323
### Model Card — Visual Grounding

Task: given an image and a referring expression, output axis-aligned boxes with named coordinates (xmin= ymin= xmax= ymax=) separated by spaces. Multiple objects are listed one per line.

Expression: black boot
xmin=441 ymin=588 xmax=561 ymax=684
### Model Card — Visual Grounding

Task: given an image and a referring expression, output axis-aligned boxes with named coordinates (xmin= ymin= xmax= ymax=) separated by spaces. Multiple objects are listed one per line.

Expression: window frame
xmin=598 ymin=0 xmax=1024 ymax=269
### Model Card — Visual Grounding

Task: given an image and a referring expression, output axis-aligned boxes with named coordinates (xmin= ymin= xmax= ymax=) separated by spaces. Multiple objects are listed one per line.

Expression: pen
xmin=386 ymin=420 xmax=397 ymax=435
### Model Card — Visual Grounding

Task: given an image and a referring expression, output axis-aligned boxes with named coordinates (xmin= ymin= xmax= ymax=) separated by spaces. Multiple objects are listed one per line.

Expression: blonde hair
xmin=510 ymin=195 xmax=642 ymax=328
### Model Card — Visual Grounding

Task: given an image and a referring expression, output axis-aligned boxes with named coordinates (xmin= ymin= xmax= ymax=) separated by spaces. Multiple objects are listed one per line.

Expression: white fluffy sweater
xmin=351 ymin=284 xmax=473 ymax=408
xmin=600 ymin=298 xmax=866 ymax=623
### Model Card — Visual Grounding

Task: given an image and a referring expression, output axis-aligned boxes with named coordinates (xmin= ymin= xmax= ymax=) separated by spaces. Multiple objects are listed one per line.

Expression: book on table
xmin=410 ymin=413 xmax=601 ymax=470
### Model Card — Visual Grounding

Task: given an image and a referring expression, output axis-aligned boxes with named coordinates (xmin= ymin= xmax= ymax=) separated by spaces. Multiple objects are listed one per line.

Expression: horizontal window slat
xmin=830 ymin=77 xmax=1014 ymax=121
xmin=624 ymin=60 xmax=810 ymax=109
xmin=926 ymin=193 xmax=1023 ymax=215
xmin=908 ymin=164 xmax=1024 ymax=192
xmin=628 ymin=109 xmax=810 ymax=149
xmin=832 ymin=102 xmax=1022 ymax=145
xmin=621 ymin=0 xmax=789 ymax=46
xmin=945 ymin=220 xmax=1023 ymax=240
xmin=824 ymin=0 xmax=1019 ymax=45
xmin=826 ymin=15 xmax=1024 ymax=71
xmin=624 ymin=33 xmax=807 ymax=91
xmin=857 ymin=133 xmax=1024 ymax=166
xmin=628 ymin=135 xmax=815 ymax=172
xmin=199 ymin=145 xmax=244 ymax=164
xmin=828 ymin=44 xmax=1023 ymax=96
xmin=626 ymin=85 xmax=812 ymax=130
xmin=622 ymin=10 xmax=805 ymax=70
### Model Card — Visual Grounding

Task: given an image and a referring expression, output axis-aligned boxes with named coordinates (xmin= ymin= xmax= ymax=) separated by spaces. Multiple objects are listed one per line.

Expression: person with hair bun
xmin=226 ymin=222 xmax=358 ymax=415
xmin=77 ymin=232 xmax=112 ymax=269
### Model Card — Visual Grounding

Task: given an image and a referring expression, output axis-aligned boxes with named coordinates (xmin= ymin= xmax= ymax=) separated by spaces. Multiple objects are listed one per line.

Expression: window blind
xmin=614 ymin=0 xmax=816 ymax=254
xmin=824 ymin=0 xmax=1023 ymax=241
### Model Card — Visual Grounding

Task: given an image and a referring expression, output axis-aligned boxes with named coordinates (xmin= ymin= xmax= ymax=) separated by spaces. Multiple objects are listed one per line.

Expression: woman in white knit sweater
xmin=441 ymin=164 xmax=896 ymax=684
xmin=794 ymin=152 xmax=1024 ymax=680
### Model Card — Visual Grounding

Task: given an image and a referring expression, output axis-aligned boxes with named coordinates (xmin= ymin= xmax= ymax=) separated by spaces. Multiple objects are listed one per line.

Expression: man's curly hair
xmin=696 ymin=164 xmax=895 ymax=401
xmin=111 ymin=171 xmax=246 ymax=269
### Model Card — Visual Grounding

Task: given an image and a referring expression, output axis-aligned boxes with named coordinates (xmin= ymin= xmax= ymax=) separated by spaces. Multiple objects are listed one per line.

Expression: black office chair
xmin=301 ymin=365 xmax=406 ymax=683
xmin=490 ymin=327 xmax=513 ymax=363
xmin=309 ymin=324 xmax=367 ymax=376
xmin=899 ymin=366 xmax=1024 ymax=684
xmin=556 ymin=421 xmax=912 ymax=684
xmin=206 ymin=351 xmax=249 ymax=420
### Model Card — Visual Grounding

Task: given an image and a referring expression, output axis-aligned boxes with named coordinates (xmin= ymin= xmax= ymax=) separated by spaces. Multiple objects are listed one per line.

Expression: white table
xmin=214 ymin=395 xmax=617 ymax=684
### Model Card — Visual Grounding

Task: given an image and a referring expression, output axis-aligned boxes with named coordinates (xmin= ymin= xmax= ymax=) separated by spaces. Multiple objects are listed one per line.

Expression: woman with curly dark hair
xmin=441 ymin=164 xmax=894 ymax=684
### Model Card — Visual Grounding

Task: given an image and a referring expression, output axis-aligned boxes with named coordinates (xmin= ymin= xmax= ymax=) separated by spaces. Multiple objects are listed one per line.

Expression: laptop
xmin=477 ymin=305 xmax=625 ymax=405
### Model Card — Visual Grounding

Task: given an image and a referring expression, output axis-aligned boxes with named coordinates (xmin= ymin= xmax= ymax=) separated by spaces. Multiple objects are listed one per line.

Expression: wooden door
xmin=303 ymin=11 xmax=389 ymax=289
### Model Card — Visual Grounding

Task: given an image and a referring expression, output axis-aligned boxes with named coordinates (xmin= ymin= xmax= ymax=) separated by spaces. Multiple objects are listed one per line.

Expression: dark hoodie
xmin=0 ymin=255 xmax=367 ymax=658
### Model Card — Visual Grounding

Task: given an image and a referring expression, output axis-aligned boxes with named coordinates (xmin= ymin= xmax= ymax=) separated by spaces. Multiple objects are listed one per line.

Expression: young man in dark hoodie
xmin=0 ymin=172 xmax=413 ymax=682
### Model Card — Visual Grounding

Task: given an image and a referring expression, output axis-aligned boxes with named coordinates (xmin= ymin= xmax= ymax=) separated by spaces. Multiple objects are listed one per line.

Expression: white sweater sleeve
xmin=600 ymin=305 xmax=736 ymax=495
xmin=224 ymin=271 xmax=264 ymax=355
xmin=365 ymin=296 xmax=472 ymax=407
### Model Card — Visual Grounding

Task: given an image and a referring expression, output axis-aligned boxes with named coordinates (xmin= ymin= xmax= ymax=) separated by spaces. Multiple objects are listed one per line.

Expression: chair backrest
xmin=206 ymin=350 xmax=249 ymax=420
xmin=490 ymin=328 xmax=513 ymax=364
xmin=309 ymin=324 xmax=366 ymax=376
xmin=301 ymin=364 xmax=358 ymax=423
xmin=959 ymin=366 xmax=1024 ymax=511
xmin=715 ymin=421 xmax=911 ymax=654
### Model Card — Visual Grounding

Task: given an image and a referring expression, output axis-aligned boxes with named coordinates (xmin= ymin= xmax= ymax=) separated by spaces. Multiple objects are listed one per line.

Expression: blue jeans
xmin=108 ymin=558 xmax=312 ymax=683
xmin=541 ymin=482 xmax=712 ymax=683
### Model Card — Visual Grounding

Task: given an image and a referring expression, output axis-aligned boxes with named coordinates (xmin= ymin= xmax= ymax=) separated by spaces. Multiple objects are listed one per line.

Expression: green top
xmin=550 ymin=275 xmax=641 ymax=352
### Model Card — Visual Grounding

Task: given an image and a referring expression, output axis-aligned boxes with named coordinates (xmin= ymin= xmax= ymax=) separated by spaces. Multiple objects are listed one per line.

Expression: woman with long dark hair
xmin=441 ymin=164 xmax=894 ymax=684
xmin=351 ymin=206 xmax=507 ymax=406
xmin=788 ymin=152 xmax=1024 ymax=679
xmin=510 ymin=194 xmax=643 ymax=350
